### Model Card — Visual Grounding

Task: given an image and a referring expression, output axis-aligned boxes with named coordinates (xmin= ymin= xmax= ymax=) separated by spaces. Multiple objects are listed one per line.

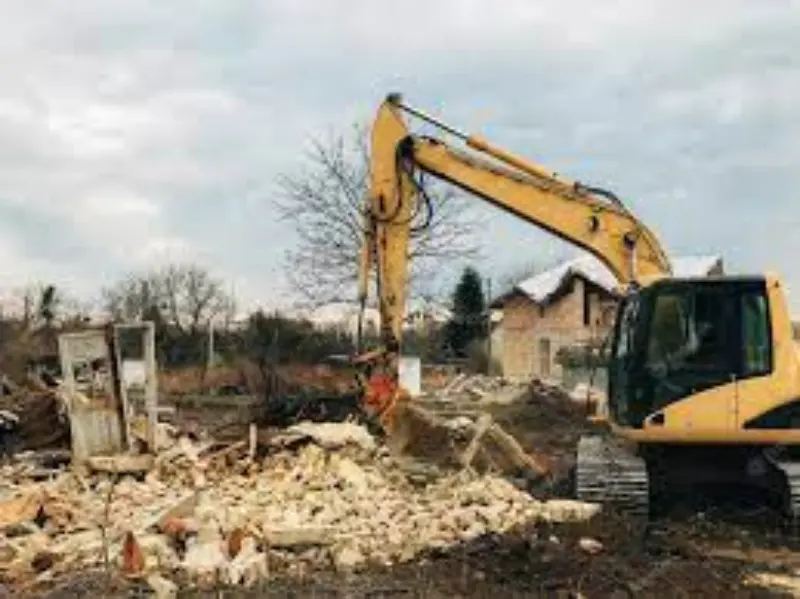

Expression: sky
xmin=1 ymin=1 xmax=799 ymax=315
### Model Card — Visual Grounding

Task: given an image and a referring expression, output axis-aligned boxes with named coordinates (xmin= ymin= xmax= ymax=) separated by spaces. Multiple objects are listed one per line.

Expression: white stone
xmin=542 ymin=499 xmax=601 ymax=523
xmin=578 ymin=537 xmax=603 ymax=554
xmin=335 ymin=457 xmax=369 ymax=493
xmin=333 ymin=545 xmax=366 ymax=571
xmin=147 ymin=574 xmax=178 ymax=599
xmin=284 ymin=421 xmax=376 ymax=451
xmin=183 ymin=538 xmax=227 ymax=584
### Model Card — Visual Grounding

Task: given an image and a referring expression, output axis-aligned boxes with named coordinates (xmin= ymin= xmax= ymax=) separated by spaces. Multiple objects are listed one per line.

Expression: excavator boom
xmin=356 ymin=93 xmax=671 ymax=429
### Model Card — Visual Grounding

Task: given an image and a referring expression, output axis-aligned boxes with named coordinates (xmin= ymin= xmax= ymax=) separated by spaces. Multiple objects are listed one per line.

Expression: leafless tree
xmin=5 ymin=283 xmax=86 ymax=330
xmin=101 ymin=263 xmax=236 ymax=333
xmin=274 ymin=122 xmax=481 ymax=307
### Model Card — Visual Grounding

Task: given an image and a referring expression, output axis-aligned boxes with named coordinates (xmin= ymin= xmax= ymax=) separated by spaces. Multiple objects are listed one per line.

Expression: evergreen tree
xmin=445 ymin=266 xmax=486 ymax=357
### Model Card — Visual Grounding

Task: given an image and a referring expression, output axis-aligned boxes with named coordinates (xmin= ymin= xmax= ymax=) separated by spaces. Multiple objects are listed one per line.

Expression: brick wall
xmin=499 ymin=277 xmax=616 ymax=381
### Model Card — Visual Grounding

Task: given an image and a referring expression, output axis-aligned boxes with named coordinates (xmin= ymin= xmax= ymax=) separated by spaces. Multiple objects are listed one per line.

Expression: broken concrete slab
xmin=86 ymin=454 xmax=155 ymax=474
xmin=272 ymin=421 xmax=376 ymax=452
xmin=147 ymin=573 xmax=178 ymax=599
xmin=183 ymin=536 xmax=227 ymax=587
xmin=0 ymin=492 xmax=41 ymax=531
xmin=224 ymin=536 xmax=266 ymax=586
xmin=541 ymin=500 xmax=602 ymax=524
xmin=263 ymin=525 xmax=335 ymax=548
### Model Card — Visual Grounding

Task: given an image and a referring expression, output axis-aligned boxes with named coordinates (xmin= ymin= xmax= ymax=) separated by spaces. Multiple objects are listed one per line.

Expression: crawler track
xmin=773 ymin=460 xmax=800 ymax=537
xmin=575 ymin=434 xmax=650 ymax=520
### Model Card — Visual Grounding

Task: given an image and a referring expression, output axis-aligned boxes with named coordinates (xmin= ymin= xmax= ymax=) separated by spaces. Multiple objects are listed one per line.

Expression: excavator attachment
xmin=352 ymin=347 xmax=454 ymax=458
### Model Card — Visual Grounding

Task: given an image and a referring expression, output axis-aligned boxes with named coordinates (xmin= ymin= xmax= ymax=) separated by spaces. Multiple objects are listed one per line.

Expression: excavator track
xmin=575 ymin=434 xmax=650 ymax=521
xmin=774 ymin=461 xmax=800 ymax=533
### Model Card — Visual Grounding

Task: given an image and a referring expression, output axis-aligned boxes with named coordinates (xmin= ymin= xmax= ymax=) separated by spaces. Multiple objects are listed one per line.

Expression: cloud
xmin=0 ymin=0 xmax=799 ymax=316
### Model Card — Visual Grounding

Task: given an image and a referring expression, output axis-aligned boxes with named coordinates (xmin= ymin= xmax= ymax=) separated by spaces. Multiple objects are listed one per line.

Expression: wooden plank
xmin=460 ymin=413 xmax=494 ymax=469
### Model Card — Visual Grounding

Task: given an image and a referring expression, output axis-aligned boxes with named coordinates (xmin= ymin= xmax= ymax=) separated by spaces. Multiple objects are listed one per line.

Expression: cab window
xmin=741 ymin=292 xmax=770 ymax=376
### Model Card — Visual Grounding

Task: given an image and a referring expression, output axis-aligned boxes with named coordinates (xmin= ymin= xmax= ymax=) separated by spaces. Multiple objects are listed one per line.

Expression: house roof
xmin=497 ymin=253 xmax=722 ymax=307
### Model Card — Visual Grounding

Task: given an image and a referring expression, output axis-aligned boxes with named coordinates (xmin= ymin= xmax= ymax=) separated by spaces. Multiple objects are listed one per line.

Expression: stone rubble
xmin=436 ymin=374 xmax=525 ymax=403
xmin=0 ymin=420 xmax=601 ymax=592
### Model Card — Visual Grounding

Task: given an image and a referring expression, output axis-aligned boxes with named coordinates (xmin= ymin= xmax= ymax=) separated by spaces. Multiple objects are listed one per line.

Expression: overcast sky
xmin=1 ymin=1 xmax=799 ymax=314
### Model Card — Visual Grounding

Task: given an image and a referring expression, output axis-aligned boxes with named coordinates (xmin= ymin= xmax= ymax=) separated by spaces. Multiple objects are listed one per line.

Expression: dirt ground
xmin=22 ymin=516 xmax=795 ymax=598
xmin=15 ymin=380 xmax=800 ymax=598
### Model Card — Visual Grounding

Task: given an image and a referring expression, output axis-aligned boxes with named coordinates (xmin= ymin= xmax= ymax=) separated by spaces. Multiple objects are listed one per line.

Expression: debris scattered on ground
xmin=269 ymin=420 xmax=377 ymax=452
xmin=0 ymin=386 xmax=70 ymax=454
xmin=0 ymin=368 xmax=793 ymax=598
xmin=431 ymin=373 xmax=524 ymax=403
xmin=0 ymin=419 xmax=602 ymax=595
xmin=484 ymin=377 xmax=596 ymax=485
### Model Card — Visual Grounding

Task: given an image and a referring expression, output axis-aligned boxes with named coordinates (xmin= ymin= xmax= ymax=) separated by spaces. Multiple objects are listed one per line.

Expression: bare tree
xmin=101 ymin=263 xmax=236 ymax=333
xmin=6 ymin=283 xmax=86 ymax=330
xmin=274 ymin=122 xmax=480 ymax=307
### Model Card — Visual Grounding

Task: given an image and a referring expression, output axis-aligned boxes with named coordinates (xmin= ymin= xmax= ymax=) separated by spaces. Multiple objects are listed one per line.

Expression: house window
xmin=741 ymin=292 xmax=770 ymax=376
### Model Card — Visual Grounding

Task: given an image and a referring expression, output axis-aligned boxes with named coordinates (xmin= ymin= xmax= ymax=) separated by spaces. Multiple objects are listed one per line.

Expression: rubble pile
xmin=421 ymin=373 xmax=528 ymax=406
xmin=441 ymin=373 xmax=518 ymax=398
xmin=0 ymin=421 xmax=600 ymax=593
xmin=0 ymin=385 xmax=70 ymax=454
xmin=525 ymin=379 xmax=591 ymax=427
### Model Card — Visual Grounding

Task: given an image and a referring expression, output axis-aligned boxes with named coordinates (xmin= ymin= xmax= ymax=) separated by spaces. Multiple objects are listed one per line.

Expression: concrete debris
xmin=86 ymin=454 xmax=155 ymax=474
xmin=147 ymin=573 xmax=178 ymax=599
xmin=0 ymin=415 xmax=600 ymax=592
xmin=0 ymin=388 xmax=70 ymax=454
xmin=264 ymin=525 xmax=335 ymax=548
xmin=436 ymin=374 xmax=523 ymax=404
xmin=334 ymin=545 xmax=366 ymax=571
xmin=131 ymin=419 xmax=180 ymax=452
xmin=540 ymin=500 xmax=602 ymax=523
xmin=225 ymin=536 xmax=267 ymax=586
xmin=183 ymin=534 xmax=227 ymax=587
xmin=0 ymin=491 xmax=42 ymax=530
xmin=273 ymin=421 xmax=377 ymax=452
xmin=578 ymin=537 xmax=603 ymax=554
xmin=744 ymin=570 xmax=800 ymax=594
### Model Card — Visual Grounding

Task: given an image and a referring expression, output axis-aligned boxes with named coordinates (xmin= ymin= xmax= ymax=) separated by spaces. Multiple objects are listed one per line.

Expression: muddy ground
xmin=15 ymin=383 xmax=800 ymax=598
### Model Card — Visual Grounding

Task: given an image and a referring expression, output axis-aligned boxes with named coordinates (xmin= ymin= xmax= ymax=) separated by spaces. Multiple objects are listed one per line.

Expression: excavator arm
xmin=356 ymin=93 xmax=672 ymax=431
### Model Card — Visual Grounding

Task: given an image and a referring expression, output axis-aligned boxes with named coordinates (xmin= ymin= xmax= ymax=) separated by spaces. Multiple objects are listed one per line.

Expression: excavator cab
xmin=606 ymin=276 xmax=773 ymax=430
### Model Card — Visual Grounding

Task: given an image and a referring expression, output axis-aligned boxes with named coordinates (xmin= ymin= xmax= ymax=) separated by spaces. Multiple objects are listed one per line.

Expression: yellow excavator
xmin=355 ymin=92 xmax=800 ymax=520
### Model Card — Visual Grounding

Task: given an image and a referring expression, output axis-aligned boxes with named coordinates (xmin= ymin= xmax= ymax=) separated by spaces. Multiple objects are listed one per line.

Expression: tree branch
xmin=274 ymin=121 xmax=481 ymax=305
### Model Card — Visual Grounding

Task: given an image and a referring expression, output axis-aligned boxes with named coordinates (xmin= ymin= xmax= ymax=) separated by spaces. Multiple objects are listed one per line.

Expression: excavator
xmin=354 ymin=92 xmax=800 ymax=521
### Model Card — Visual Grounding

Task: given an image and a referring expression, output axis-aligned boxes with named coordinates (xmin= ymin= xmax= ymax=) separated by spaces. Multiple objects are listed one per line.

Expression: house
xmin=489 ymin=253 xmax=724 ymax=382
xmin=404 ymin=298 xmax=452 ymax=333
